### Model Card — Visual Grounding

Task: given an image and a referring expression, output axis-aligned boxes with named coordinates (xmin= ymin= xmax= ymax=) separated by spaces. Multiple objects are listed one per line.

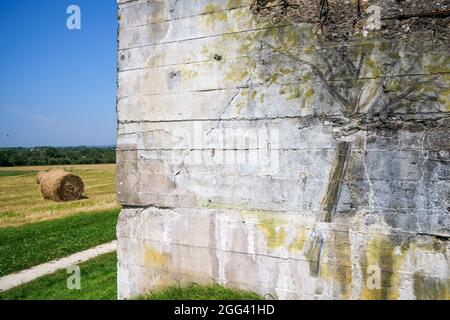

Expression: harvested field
xmin=0 ymin=164 xmax=119 ymax=227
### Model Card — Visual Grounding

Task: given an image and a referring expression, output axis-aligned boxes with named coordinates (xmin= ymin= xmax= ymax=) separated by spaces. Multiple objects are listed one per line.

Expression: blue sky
xmin=0 ymin=0 xmax=117 ymax=147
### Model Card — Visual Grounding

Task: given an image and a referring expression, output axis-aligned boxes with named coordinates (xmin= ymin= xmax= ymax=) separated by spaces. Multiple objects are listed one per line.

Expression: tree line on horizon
xmin=0 ymin=146 xmax=116 ymax=167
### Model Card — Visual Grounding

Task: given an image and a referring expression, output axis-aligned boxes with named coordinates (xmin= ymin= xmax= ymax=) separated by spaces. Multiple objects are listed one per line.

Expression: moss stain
xmin=303 ymin=231 xmax=324 ymax=278
xmin=359 ymin=235 xmax=408 ymax=300
xmin=438 ymin=87 xmax=450 ymax=112
xmin=305 ymin=87 xmax=315 ymax=99
xmin=288 ymin=227 xmax=308 ymax=252
xmin=227 ymin=0 xmax=242 ymax=8
xmin=287 ymin=88 xmax=302 ymax=101
xmin=424 ymin=56 xmax=450 ymax=74
xmin=365 ymin=58 xmax=382 ymax=78
xmin=236 ymin=101 xmax=246 ymax=115
xmin=257 ymin=217 xmax=286 ymax=250
xmin=143 ymin=243 xmax=170 ymax=267
xmin=181 ymin=69 xmax=198 ymax=81
xmin=202 ymin=4 xmax=228 ymax=26
xmin=413 ymin=272 xmax=448 ymax=300
xmin=319 ymin=231 xmax=352 ymax=299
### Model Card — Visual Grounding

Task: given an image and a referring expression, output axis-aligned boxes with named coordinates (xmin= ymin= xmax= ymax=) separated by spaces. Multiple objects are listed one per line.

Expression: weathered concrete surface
xmin=118 ymin=209 xmax=449 ymax=299
xmin=116 ymin=0 xmax=449 ymax=299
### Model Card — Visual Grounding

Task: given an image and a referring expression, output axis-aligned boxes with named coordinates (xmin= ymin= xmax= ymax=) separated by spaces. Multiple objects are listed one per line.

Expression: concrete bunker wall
xmin=116 ymin=0 xmax=449 ymax=299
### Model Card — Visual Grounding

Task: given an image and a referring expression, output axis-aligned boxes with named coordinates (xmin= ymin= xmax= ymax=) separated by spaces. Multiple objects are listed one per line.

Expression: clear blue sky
xmin=0 ymin=0 xmax=117 ymax=147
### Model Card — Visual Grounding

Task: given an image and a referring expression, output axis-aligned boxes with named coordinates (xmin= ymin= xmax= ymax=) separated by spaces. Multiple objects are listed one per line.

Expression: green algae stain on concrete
xmin=286 ymin=88 xmax=302 ymax=101
xmin=257 ymin=217 xmax=286 ymax=250
xmin=288 ymin=226 xmax=309 ymax=252
xmin=302 ymin=226 xmax=353 ymax=299
xmin=439 ymin=87 xmax=450 ymax=112
xmin=413 ymin=272 xmax=448 ymax=300
xmin=227 ymin=0 xmax=243 ymax=8
xmin=181 ymin=69 xmax=199 ymax=81
xmin=303 ymin=231 xmax=324 ymax=278
xmin=143 ymin=243 xmax=170 ymax=267
xmin=202 ymin=4 xmax=228 ymax=26
xmin=359 ymin=235 xmax=408 ymax=300
xmin=365 ymin=58 xmax=382 ymax=78
xmin=224 ymin=57 xmax=256 ymax=83
xmin=320 ymin=230 xmax=353 ymax=299
xmin=424 ymin=56 xmax=450 ymax=74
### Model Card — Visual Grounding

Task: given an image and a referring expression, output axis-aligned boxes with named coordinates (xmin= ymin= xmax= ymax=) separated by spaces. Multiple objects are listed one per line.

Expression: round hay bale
xmin=36 ymin=171 xmax=48 ymax=184
xmin=39 ymin=169 xmax=84 ymax=202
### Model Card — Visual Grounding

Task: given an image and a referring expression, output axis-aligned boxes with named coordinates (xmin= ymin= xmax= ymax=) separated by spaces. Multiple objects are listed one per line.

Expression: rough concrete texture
xmin=116 ymin=0 xmax=449 ymax=299
xmin=250 ymin=0 xmax=450 ymax=43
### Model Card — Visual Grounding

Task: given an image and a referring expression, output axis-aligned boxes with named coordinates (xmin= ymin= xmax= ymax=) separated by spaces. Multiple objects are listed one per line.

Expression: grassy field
xmin=0 ymin=164 xmax=119 ymax=227
xmin=0 ymin=208 xmax=119 ymax=277
xmin=0 ymin=163 xmax=122 ymax=300
xmin=0 ymin=252 xmax=117 ymax=300
xmin=0 ymin=251 xmax=261 ymax=300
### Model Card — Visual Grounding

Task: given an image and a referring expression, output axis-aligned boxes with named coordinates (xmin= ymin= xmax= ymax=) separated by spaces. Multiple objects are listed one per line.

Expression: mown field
xmin=0 ymin=164 xmax=120 ymax=299
xmin=0 ymin=252 xmax=118 ymax=300
xmin=0 ymin=209 xmax=119 ymax=277
xmin=0 ymin=164 xmax=262 ymax=300
xmin=0 ymin=164 xmax=119 ymax=227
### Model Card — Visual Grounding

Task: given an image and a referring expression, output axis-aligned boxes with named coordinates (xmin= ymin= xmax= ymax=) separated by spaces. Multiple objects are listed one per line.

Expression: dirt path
xmin=0 ymin=240 xmax=117 ymax=292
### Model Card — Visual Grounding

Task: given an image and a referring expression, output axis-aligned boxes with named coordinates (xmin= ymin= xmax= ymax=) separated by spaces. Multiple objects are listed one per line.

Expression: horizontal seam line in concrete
xmin=119 ymin=5 xmax=249 ymax=30
xmin=117 ymin=208 xmax=448 ymax=236
xmin=118 ymin=45 xmax=450 ymax=72
xmin=0 ymin=240 xmax=117 ymax=293
xmin=116 ymin=72 xmax=450 ymax=100
xmin=114 ymin=145 xmax=448 ymax=151
xmin=118 ymin=205 xmax=449 ymax=216
xmin=119 ymin=55 xmax=448 ymax=73
xmin=117 ymin=238 xmax=427 ymax=274
xmin=118 ymin=24 xmax=290 ymax=51
xmin=118 ymin=57 xmax=449 ymax=78
xmin=116 ymin=112 xmax=450 ymax=124
xmin=114 ymin=147 xmax=450 ymax=157
xmin=117 ymin=19 xmax=447 ymax=52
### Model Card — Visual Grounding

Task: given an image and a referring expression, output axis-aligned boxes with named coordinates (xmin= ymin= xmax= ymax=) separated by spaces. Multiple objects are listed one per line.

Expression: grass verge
xmin=0 ymin=252 xmax=261 ymax=300
xmin=0 ymin=209 xmax=120 ymax=277
xmin=139 ymin=283 xmax=262 ymax=300
xmin=0 ymin=252 xmax=117 ymax=300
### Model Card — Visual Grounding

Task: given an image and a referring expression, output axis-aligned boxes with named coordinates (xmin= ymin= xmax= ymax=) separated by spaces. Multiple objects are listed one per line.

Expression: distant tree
xmin=0 ymin=146 xmax=116 ymax=167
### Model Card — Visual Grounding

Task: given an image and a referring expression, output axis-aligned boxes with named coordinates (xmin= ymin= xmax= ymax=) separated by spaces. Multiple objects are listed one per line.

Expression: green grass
xmin=0 ymin=252 xmax=117 ymax=300
xmin=0 ymin=209 xmax=120 ymax=277
xmin=139 ymin=283 xmax=262 ymax=300
xmin=0 ymin=250 xmax=260 ymax=300
xmin=0 ymin=170 xmax=35 ymax=177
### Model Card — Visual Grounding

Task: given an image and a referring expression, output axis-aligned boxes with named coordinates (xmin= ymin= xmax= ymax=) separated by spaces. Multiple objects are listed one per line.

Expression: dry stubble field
xmin=0 ymin=164 xmax=119 ymax=227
